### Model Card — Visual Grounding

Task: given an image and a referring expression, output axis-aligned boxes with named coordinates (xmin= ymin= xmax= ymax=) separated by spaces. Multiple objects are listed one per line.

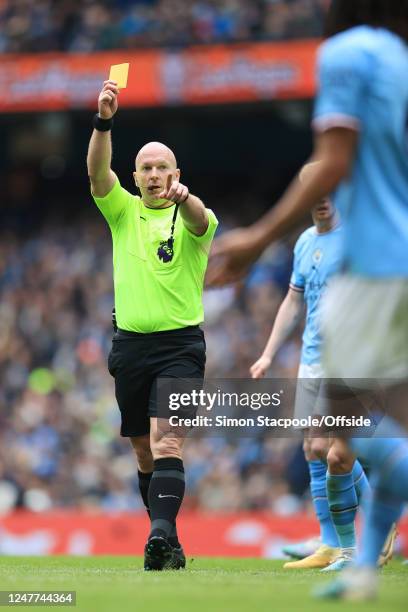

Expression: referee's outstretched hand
xmin=98 ymin=80 xmax=119 ymax=119
xmin=159 ymin=174 xmax=189 ymax=204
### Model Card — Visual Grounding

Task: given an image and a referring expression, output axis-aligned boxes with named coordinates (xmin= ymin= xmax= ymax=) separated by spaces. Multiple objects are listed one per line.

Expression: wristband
xmin=93 ymin=114 xmax=114 ymax=132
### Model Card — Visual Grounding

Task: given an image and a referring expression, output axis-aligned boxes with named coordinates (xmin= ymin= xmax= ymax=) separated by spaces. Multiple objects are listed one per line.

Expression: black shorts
xmin=108 ymin=326 xmax=206 ymax=437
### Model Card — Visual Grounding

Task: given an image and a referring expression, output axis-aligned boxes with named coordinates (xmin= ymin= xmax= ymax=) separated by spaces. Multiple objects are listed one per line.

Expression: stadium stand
xmin=0 ymin=0 xmax=327 ymax=53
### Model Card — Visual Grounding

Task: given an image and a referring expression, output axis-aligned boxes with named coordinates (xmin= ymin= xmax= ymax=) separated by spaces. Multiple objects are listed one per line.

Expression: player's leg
xmin=285 ymin=370 xmax=340 ymax=567
xmin=282 ymin=436 xmax=332 ymax=560
xmin=304 ymin=431 xmax=371 ymax=572
xmin=323 ymin=438 xmax=359 ymax=570
xmin=282 ymin=437 xmax=329 ymax=559
xmin=307 ymin=436 xmax=339 ymax=548
xmin=284 ymin=435 xmax=340 ymax=568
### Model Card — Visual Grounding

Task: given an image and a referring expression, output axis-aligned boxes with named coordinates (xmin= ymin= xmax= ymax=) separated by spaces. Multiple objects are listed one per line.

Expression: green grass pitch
xmin=0 ymin=557 xmax=407 ymax=612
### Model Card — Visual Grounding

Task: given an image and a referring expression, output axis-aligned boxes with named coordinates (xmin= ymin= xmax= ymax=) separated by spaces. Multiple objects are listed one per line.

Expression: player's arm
xmin=87 ymin=80 xmax=119 ymax=197
xmin=250 ymin=287 xmax=304 ymax=379
xmin=159 ymin=176 xmax=209 ymax=236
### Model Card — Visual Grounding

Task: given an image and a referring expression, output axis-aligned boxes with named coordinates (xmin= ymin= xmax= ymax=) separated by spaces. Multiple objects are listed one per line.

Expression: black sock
xmin=148 ymin=458 xmax=185 ymax=541
xmin=137 ymin=470 xmax=152 ymax=518
xmin=138 ymin=469 xmax=180 ymax=545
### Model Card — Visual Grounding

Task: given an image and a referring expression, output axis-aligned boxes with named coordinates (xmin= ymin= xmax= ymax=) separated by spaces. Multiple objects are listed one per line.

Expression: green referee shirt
xmin=93 ymin=178 xmax=218 ymax=332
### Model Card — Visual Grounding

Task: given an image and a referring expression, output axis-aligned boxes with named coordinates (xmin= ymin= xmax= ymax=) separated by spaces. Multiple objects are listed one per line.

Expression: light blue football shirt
xmin=290 ymin=224 xmax=343 ymax=365
xmin=313 ymin=26 xmax=408 ymax=277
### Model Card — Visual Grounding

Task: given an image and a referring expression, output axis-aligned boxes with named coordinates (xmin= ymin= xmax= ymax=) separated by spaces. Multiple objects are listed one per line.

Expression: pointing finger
xmin=166 ymin=181 xmax=181 ymax=202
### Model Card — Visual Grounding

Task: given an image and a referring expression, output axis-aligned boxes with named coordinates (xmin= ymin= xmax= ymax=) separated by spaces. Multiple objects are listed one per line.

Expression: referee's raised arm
xmin=87 ymin=80 xmax=119 ymax=197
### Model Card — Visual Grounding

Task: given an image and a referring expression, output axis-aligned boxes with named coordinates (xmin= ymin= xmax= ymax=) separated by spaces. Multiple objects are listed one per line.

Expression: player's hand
xmin=250 ymin=355 xmax=271 ymax=379
xmin=159 ymin=175 xmax=189 ymax=203
xmin=98 ymin=80 xmax=119 ymax=119
xmin=206 ymin=228 xmax=264 ymax=286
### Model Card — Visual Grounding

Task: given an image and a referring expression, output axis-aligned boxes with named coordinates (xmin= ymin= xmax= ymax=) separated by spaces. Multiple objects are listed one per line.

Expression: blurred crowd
xmin=0 ymin=216 xmax=310 ymax=514
xmin=0 ymin=0 xmax=327 ymax=53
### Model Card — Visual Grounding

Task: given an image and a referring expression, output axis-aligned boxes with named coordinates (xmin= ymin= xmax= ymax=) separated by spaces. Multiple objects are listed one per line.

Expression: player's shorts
xmin=108 ymin=326 xmax=206 ymax=437
xmin=318 ymin=276 xmax=408 ymax=430
xmin=321 ymin=276 xmax=408 ymax=381
xmin=293 ymin=362 xmax=328 ymax=425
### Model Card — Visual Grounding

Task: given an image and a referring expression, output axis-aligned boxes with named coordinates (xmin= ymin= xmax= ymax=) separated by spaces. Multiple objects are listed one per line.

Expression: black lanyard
xmin=157 ymin=203 xmax=179 ymax=263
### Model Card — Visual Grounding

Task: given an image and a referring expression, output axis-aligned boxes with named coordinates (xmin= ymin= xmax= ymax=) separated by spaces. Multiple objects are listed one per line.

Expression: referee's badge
xmin=313 ymin=249 xmax=323 ymax=264
xmin=157 ymin=238 xmax=175 ymax=263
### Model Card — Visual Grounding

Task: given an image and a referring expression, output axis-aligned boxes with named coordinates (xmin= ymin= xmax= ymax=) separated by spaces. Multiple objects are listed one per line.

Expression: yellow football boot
xmin=283 ymin=544 xmax=340 ymax=569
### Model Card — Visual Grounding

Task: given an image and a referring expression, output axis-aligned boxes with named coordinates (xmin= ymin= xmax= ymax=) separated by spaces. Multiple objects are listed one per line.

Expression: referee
xmin=87 ymin=79 xmax=218 ymax=570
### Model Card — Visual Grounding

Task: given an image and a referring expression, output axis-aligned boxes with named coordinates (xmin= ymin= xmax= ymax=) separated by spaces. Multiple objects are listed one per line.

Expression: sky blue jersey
xmin=313 ymin=26 xmax=408 ymax=277
xmin=290 ymin=225 xmax=343 ymax=365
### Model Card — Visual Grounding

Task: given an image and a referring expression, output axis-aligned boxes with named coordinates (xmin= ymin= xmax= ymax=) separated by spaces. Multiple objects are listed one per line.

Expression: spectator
xmin=0 ymin=0 xmax=325 ymax=53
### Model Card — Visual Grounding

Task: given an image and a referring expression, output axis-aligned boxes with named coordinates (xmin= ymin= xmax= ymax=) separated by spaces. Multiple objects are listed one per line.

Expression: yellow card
xmin=109 ymin=63 xmax=129 ymax=89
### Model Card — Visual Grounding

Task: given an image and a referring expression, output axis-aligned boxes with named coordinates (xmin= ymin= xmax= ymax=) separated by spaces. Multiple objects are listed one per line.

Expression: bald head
xmin=299 ymin=161 xmax=322 ymax=185
xmin=135 ymin=141 xmax=177 ymax=170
